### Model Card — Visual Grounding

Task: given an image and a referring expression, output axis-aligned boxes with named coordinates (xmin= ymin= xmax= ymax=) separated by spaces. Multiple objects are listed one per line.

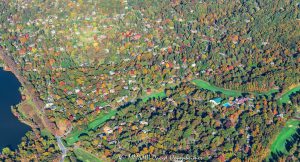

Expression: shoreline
xmin=0 ymin=50 xmax=57 ymax=134
xmin=0 ymin=64 xmax=34 ymax=129
xmin=11 ymin=107 xmax=37 ymax=130
xmin=0 ymin=56 xmax=39 ymax=132
xmin=0 ymin=50 xmax=66 ymax=161
xmin=0 ymin=66 xmax=32 ymax=151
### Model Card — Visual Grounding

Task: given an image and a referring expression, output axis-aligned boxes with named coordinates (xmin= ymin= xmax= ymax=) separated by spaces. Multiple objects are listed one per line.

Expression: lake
xmin=0 ymin=67 xmax=31 ymax=150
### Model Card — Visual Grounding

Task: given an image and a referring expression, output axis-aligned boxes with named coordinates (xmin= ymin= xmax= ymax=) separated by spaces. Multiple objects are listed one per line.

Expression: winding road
xmin=56 ymin=136 xmax=67 ymax=162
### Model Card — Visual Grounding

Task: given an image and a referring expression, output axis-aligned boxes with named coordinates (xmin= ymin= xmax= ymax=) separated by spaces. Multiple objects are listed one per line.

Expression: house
xmin=235 ymin=97 xmax=249 ymax=104
xmin=133 ymin=34 xmax=142 ymax=40
xmin=277 ymin=113 xmax=284 ymax=118
xmin=227 ymin=65 xmax=234 ymax=71
xmin=217 ymin=154 xmax=225 ymax=162
xmin=129 ymin=70 xmax=135 ymax=76
xmin=140 ymin=121 xmax=148 ymax=125
xmin=95 ymin=107 xmax=101 ymax=113
xmin=146 ymin=88 xmax=152 ymax=94
xmin=68 ymin=115 xmax=74 ymax=121
xmin=209 ymin=98 xmax=222 ymax=106
xmin=45 ymin=103 xmax=54 ymax=108
xmin=109 ymin=71 xmax=115 ymax=75
xmin=103 ymin=126 xmax=113 ymax=134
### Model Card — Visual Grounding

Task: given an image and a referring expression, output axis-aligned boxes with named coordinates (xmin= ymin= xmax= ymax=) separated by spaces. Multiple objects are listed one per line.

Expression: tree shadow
xmin=268 ymin=126 xmax=300 ymax=161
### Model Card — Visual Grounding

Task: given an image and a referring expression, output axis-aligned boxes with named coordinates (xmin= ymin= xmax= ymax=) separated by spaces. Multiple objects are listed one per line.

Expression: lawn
xmin=65 ymin=109 xmax=117 ymax=145
xmin=88 ymin=110 xmax=117 ymax=130
xmin=65 ymin=91 xmax=167 ymax=145
xmin=268 ymin=85 xmax=300 ymax=157
xmin=74 ymin=148 xmax=102 ymax=162
xmin=142 ymin=91 xmax=166 ymax=102
xmin=278 ymin=86 xmax=300 ymax=104
xmin=270 ymin=119 xmax=300 ymax=154
xmin=40 ymin=129 xmax=52 ymax=138
xmin=264 ymin=89 xmax=280 ymax=96
xmin=192 ymin=79 xmax=279 ymax=97
xmin=192 ymin=79 xmax=242 ymax=97
xmin=65 ymin=80 xmax=284 ymax=146
xmin=65 ymin=128 xmax=88 ymax=146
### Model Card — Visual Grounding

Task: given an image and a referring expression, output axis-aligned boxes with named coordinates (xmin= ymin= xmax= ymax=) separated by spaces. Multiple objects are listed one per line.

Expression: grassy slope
xmin=74 ymin=148 xmax=102 ymax=162
xmin=270 ymin=119 xmax=300 ymax=154
xmin=192 ymin=80 xmax=300 ymax=156
xmin=265 ymin=89 xmax=280 ymax=96
xmin=65 ymin=110 xmax=117 ymax=145
xmin=66 ymin=79 xmax=241 ymax=145
xmin=192 ymin=79 xmax=242 ymax=97
xmin=269 ymin=85 xmax=300 ymax=156
xmin=88 ymin=110 xmax=117 ymax=129
xmin=192 ymin=79 xmax=279 ymax=97
xmin=278 ymin=86 xmax=300 ymax=104
xmin=65 ymin=91 xmax=166 ymax=145
xmin=65 ymin=129 xmax=87 ymax=145
xmin=142 ymin=91 xmax=166 ymax=102
xmin=66 ymin=79 xmax=294 ymax=149
xmin=66 ymin=79 xmax=280 ymax=145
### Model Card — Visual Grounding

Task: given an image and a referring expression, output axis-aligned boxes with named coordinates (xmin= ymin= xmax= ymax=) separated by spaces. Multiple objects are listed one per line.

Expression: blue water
xmin=0 ymin=68 xmax=31 ymax=150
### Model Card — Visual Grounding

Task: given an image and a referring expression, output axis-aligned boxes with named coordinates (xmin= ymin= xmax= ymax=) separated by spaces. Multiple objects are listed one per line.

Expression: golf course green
xmin=270 ymin=119 xmax=300 ymax=154
xmin=278 ymin=86 xmax=300 ymax=105
xmin=269 ymin=85 xmax=300 ymax=157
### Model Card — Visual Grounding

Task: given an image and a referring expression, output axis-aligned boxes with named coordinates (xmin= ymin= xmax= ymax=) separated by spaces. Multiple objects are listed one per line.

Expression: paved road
xmin=56 ymin=136 xmax=67 ymax=162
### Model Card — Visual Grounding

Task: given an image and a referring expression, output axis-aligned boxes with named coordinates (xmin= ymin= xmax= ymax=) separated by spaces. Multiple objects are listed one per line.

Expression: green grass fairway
xmin=65 ymin=110 xmax=117 ymax=145
xmin=278 ymin=86 xmax=300 ymax=104
xmin=88 ymin=110 xmax=117 ymax=130
xmin=66 ymin=91 xmax=167 ymax=145
xmin=268 ymin=85 xmax=300 ymax=158
xmin=192 ymin=79 xmax=242 ymax=97
xmin=192 ymin=79 xmax=279 ymax=97
xmin=74 ymin=148 xmax=102 ymax=162
xmin=65 ymin=129 xmax=88 ymax=145
xmin=263 ymin=89 xmax=280 ymax=96
xmin=142 ymin=91 xmax=166 ymax=102
xmin=270 ymin=119 xmax=300 ymax=154
xmin=65 ymin=81 xmax=295 ymax=147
